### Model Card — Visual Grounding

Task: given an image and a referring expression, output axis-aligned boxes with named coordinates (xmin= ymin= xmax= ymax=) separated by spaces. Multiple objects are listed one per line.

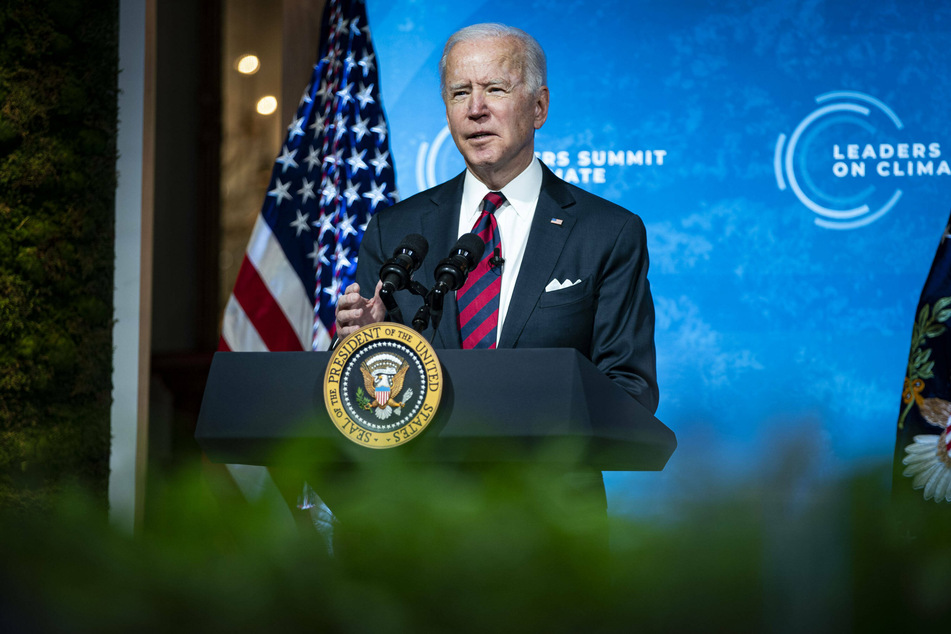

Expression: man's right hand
xmin=334 ymin=280 xmax=385 ymax=338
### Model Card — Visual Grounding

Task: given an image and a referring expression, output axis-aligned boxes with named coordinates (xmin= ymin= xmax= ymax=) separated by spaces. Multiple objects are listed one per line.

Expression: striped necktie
xmin=458 ymin=191 xmax=505 ymax=349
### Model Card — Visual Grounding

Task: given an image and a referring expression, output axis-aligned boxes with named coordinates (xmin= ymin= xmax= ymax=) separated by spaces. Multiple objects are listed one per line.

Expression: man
xmin=336 ymin=23 xmax=658 ymax=414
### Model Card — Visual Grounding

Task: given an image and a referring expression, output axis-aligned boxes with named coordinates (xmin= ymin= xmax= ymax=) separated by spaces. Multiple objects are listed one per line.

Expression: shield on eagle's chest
xmin=375 ymin=384 xmax=390 ymax=405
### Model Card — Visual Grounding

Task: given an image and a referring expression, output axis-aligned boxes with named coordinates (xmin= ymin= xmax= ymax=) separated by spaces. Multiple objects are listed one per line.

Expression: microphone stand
xmin=429 ymin=287 xmax=445 ymax=331
xmin=405 ymin=280 xmax=432 ymax=334
xmin=379 ymin=286 xmax=404 ymax=324
xmin=381 ymin=275 xmax=433 ymax=331
xmin=380 ymin=276 xmax=437 ymax=335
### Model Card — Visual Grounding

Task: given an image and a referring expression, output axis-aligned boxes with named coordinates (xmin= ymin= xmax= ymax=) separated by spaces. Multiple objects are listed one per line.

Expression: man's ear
xmin=534 ymin=86 xmax=550 ymax=130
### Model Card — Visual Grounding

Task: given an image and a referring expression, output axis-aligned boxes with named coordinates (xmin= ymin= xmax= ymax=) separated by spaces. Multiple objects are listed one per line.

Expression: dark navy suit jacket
xmin=355 ymin=163 xmax=658 ymax=414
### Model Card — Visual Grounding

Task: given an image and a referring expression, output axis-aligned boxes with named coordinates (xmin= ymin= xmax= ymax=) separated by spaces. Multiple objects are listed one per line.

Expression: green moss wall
xmin=0 ymin=0 xmax=118 ymax=512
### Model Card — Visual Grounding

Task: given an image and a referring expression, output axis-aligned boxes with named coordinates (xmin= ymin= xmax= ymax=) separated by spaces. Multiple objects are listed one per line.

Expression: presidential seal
xmin=324 ymin=323 xmax=443 ymax=449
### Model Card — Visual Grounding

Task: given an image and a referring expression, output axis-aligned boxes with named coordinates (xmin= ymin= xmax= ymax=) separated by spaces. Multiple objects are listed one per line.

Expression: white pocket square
xmin=544 ymin=278 xmax=582 ymax=292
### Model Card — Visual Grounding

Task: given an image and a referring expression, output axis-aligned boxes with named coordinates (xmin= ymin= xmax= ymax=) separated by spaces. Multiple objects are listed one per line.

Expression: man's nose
xmin=467 ymin=91 xmax=487 ymax=118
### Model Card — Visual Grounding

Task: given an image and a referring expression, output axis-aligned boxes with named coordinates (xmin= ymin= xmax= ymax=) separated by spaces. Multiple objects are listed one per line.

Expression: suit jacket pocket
xmin=538 ymin=277 xmax=592 ymax=308
xmin=519 ymin=277 xmax=595 ymax=352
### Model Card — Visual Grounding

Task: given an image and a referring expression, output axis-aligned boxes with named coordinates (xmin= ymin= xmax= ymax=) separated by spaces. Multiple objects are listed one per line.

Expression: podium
xmin=195 ymin=348 xmax=676 ymax=472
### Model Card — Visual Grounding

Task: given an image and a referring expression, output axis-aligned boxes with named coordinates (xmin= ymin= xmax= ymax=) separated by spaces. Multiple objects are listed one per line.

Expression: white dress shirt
xmin=457 ymin=158 xmax=542 ymax=343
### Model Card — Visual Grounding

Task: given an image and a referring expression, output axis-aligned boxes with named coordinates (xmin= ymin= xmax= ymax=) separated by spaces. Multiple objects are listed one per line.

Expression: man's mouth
xmin=468 ymin=131 xmax=493 ymax=141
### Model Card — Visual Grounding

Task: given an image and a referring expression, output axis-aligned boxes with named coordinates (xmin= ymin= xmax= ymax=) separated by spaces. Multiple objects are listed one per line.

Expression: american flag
xmin=219 ymin=0 xmax=397 ymax=352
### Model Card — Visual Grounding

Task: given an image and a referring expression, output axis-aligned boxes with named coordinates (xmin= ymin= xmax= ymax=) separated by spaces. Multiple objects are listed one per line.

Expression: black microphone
xmin=379 ymin=233 xmax=429 ymax=294
xmin=433 ymin=233 xmax=486 ymax=294
xmin=489 ymin=247 xmax=505 ymax=269
xmin=429 ymin=233 xmax=485 ymax=331
xmin=378 ymin=234 xmax=427 ymax=325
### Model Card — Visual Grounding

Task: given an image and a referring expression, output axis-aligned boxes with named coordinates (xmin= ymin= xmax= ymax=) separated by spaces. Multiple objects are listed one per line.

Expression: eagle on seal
xmin=360 ymin=360 xmax=409 ymax=411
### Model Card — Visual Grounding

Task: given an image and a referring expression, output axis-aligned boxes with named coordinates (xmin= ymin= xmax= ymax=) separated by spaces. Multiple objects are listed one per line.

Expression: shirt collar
xmin=461 ymin=157 xmax=542 ymax=225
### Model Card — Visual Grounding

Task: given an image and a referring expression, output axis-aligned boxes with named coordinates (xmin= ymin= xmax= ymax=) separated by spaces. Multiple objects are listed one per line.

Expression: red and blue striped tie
xmin=458 ymin=191 xmax=505 ymax=349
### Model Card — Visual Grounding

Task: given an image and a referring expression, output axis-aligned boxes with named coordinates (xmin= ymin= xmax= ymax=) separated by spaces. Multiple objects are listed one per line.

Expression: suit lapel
xmin=420 ymin=172 xmax=465 ymax=349
xmin=498 ymin=165 xmax=576 ymax=348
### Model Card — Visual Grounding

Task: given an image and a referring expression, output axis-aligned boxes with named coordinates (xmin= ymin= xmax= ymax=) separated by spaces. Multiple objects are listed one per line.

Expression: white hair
xmin=438 ymin=23 xmax=547 ymax=97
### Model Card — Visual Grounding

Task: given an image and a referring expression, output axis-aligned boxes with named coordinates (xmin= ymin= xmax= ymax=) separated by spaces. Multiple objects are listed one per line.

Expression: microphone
xmin=379 ymin=233 xmax=429 ymax=294
xmin=489 ymin=247 xmax=505 ymax=269
xmin=429 ymin=233 xmax=485 ymax=331
xmin=378 ymin=234 xmax=428 ymax=325
xmin=433 ymin=233 xmax=486 ymax=294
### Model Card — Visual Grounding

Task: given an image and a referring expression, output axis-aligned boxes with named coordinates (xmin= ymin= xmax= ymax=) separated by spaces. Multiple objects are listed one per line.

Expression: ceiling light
xmin=256 ymin=96 xmax=278 ymax=115
xmin=235 ymin=54 xmax=260 ymax=75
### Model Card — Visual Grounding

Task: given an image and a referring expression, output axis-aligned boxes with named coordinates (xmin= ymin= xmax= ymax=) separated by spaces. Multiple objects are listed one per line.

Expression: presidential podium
xmin=195 ymin=348 xmax=676 ymax=471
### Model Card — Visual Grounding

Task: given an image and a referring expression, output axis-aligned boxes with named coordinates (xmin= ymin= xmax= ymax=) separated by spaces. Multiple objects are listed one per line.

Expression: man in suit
xmin=336 ymin=23 xmax=657 ymax=414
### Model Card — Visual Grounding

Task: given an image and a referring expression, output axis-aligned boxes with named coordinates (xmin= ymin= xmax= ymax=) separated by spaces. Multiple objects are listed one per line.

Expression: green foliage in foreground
xmin=1 ymin=454 xmax=949 ymax=633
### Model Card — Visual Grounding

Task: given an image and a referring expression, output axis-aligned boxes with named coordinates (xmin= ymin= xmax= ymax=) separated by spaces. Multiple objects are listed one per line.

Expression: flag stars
xmin=333 ymin=113 xmax=348 ymax=141
xmin=287 ymin=116 xmax=306 ymax=140
xmin=304 ymin=146 xmax=322 ymax=171
xmin=350 ymin=114 xmax=370 ymax=142
xmin=320 ymin=180 xmax=339 ymax=206
xmin=334 ymin=17 xmax=350 ymax=36
xmin=290 ymin=210 xmax=310 ymax=237
xmin=267 ymin=179 xmax=293 ymax=205
xmin=369 ymin=148 xmax=390 ymax=176
xmin=322 ymin=148 xmax=341 ymax=167
xmin=322 ymin=148 xmax=345 ymax=175
xmin=371 ymin=119 xmax=388 ymax=142
xmin=316 ymin=80 xmax=334 ymax=103
xmin=336 ymin=82 xmax=354 ymax=106
xmin=276 ymin=145 xmax=299 ymax=173
xmin=347 ymin=148 xmax=368 ymax=174
xmin=309 ymin=112 xmax=327 ymax=135
xmin=324 ymin=274 xmax=343 ymax=298
xmin=358 ymin=50 xmax=375 ymax=77
xmin=307 ymin=240 xmax=330 ymax=266
xmin=333 ymin=243 xmax=353 ymax=273
xmin=306 ymin=241 xmax=320 ymax=264
xmin=316 ymin=213 xmax=336 ymax=240
xmin=317 ymin=242 xmax=331 ymax=266
xmin=363 ymin=180 xmax=387 ymax=210
xmin=297 ymin=177 xmax=317 ymax=204
xmin=343 ymin=179 xmax=361 ymax=205
xmin=355 ymin=83 xmax=375 ymax=109
xmin=338 ymin=213 xmax=358 ymax=239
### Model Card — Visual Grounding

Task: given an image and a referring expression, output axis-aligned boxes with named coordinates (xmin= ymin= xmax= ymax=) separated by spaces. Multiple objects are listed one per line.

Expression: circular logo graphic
xmin=324 ymin=323 xmax=442 ymax=448
xmin=775 ymin=91 xmax=904 ymax=230
xmin=415 ymin=125 xmax=462 ymax=191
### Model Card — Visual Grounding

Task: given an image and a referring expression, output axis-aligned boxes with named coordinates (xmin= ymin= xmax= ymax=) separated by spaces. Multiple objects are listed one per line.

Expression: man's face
xmin=442 ymin=36 xmax=549 ymax=190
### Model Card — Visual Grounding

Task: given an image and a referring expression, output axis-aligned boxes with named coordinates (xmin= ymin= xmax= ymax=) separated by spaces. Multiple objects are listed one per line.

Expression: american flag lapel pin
xmin=550 ymin=218 xmax=563 ymax=226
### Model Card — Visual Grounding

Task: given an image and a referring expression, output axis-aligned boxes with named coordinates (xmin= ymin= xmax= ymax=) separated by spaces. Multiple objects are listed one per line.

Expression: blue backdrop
xmin=365 ymin=0 xmax=951 ymax=513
